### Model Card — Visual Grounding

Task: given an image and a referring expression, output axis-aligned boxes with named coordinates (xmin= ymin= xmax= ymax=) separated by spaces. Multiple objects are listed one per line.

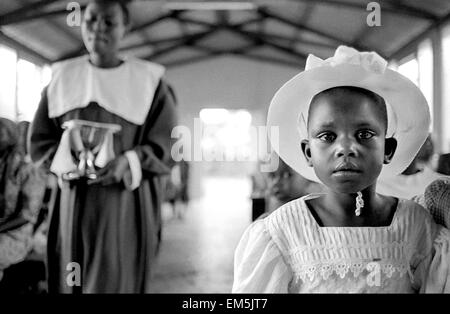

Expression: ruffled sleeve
xmin=422 ymin=227 xmax=450 ymax=292
xmin=232 ymin=219 xmax=292 ymax=293
xmin=413 ymin=223 xmax=450 ymax=293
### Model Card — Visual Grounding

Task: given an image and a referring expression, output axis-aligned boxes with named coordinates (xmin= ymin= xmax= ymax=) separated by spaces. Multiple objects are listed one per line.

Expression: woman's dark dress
xmin=29 ymin=78 xmax=177 ymax=293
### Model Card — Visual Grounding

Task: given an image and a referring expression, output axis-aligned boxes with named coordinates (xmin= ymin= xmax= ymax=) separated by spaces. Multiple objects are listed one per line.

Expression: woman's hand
xmin=88 ymin=155 xmax=129 ymax=186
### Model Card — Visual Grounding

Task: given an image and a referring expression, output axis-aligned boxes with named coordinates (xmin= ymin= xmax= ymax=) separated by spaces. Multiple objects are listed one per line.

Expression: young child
xmin=232 ymin=46 xmax=450 ymax=293
xmin=267 ymin=156 xmax=323 ymax=213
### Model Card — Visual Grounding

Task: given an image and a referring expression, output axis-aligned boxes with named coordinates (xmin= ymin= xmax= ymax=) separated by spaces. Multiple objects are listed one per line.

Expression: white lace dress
xmin=232 ymin=194 xmax=450 ymax=293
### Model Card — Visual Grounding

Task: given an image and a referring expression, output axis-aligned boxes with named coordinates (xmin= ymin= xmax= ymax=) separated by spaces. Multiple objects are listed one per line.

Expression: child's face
xmin=301 ymin=89 xmax=396 ymax=194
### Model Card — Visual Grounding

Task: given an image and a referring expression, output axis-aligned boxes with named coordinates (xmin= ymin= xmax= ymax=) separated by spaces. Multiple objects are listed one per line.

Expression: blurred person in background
xmin=267 ymin=157 xmax=324 ymax=213
xmin=377 ymin=134 xmax=448 ymax=199
xmin=0 ymin=117 xmax=46 ymax=290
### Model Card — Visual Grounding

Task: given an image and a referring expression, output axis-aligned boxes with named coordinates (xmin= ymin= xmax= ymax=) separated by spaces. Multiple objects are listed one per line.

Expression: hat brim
xmin=267 ymin=64 xmax=430 ymax=183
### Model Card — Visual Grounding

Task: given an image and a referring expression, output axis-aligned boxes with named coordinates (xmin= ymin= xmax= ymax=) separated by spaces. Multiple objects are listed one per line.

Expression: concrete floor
xmin=148 ymin=176 xmax=252 ymax=293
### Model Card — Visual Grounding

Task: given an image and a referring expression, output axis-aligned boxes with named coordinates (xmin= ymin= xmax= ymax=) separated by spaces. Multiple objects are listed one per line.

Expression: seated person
xmin=413 ymin=178 xmax=450 ymax=229
xmin=377 ymin=135 xmax=448 ymax=199
xmin=0 ymin=118 xmax=46 ymax=283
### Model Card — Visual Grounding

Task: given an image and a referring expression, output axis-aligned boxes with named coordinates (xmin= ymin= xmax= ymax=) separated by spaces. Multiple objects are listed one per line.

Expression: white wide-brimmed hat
xmin=267 ymin=46 xmax=430 ymax=183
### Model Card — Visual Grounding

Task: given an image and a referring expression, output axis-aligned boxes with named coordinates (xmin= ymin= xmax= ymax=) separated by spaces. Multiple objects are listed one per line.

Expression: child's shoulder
xmin=398 ymin=197 xmax=432 ymax=218
xmin=262 ymin=195 xmax=315 ymax=238
xmin=265 ymin=195 xmax=309 ymax=221
xmin=396 ymin=197 xmax=436 ymax=231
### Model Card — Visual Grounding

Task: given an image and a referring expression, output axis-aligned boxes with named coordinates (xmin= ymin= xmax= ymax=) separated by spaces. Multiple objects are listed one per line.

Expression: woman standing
xmin=29 ymin=0 xmax=177 ymax=293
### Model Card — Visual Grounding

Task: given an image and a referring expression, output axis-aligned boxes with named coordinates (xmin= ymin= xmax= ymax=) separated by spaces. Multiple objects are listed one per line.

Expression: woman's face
xmin=81 ymin=1 xmax=127 ymax=58
xmin=301 ymin=90 xmax=395 ymax=194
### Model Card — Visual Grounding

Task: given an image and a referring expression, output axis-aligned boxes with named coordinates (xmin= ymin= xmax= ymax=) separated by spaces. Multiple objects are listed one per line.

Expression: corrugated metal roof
xmin=1 ymin=0 xmax=449 ymax=68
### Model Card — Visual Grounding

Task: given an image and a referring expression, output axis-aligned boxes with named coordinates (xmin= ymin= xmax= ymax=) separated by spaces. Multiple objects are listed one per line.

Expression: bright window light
xmin=442 ymin=23 xmax=450 ymax=152
xmin=417 ymin=39 xmax=433 ymax=130
xmin=0 ymin=45 xmax=17 ymax=121
xmin=200 ymin=108 xmax=230 ymax=124
xmin=17 ymin=59 xmax=43 ymax=122
xmin=41 ymin=65 xmax=52 ymax=88
xmin=200 ymin=108 xmax=253 ymax=162
xmin=398 ymin=57 xmax=419 ymax=87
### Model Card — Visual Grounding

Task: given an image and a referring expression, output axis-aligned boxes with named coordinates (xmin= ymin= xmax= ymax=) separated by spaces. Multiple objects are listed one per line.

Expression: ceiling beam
xmin=216 ymin=10 xmax=230 ymax=28
xmin=130 ymin=10 xmax=181 ymax=33
xmin=122 ymin=32 xmax=207 ymax=51
xmin=143 ymin=28 xmax=218 ymax=61
xmin=0 ymin=3 xmax=86 ymax=26
xmin=164 ymin=48 xmax=303 ymax=69
xmin=56 ymin=10 xmax=180 ymax=62
xmin=263 ymin=32 xmax=335 ymax=50
xmin=17 ymin=0 xmax=80 ymax=46
xmin=227 ymin=25 xmax=308 ymax=61
xmin=292 ymin=0 xmax=439 ymax=21
xmin=378 ymin=0 xmax=440 ymax=21
xmin=189 ymin=42 xmax=261 ymax=55
xmin=0 ymin=30 xmax=51 ymax=65
xmin=0 ymin=0 xmax=61 ymax=25
xmin=258 ymin=8 xmax=388 ymax=59
xmin=176 ymin=12 xmax=334 ymax=50
xmin=233 ymin=16 xmax=265 ymax=28
xmin=193 ymin=43 xmax=303 ymax=68
xmin=164 ymin=53 xmax=220 ymax=68
xmin=390 ymin=10 xmax=450 ymax=60
xmin=177 ymin=15 xmax=308 ymax=61
xmin=238 ymin=53 xmax=304 ymax=68
xmin=173 ymin=13 xmax=263 ymax=29
xmin=290 ymin=1 xmax=315 ymax=48
xmin=258 ymin=8 xmax=348 ymax=46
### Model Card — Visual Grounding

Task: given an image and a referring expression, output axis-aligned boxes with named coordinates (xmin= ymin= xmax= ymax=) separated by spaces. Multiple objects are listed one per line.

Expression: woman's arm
xmin=28 ymin=87 xmax=63 ymax=171
xmin=132 ymin=79 xmax=178 ymax=177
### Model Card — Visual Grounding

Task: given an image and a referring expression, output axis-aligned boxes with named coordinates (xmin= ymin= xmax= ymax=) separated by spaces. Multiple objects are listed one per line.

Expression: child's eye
xmin=318 ymin=132 xmax=336 ymax=142
xmin=357 ymin=130 xmax=375 ymax=140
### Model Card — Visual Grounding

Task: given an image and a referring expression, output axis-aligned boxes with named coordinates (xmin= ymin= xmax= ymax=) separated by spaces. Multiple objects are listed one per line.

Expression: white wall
xmin=165 ymin=56 xmax=300 ymax=199
xmin=166 ymin=55 xmax=300 ymax=120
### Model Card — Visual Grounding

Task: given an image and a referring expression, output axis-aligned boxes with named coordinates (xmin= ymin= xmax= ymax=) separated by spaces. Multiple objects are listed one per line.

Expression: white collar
xmin=47 ymin=56 xmax=165 ymax=125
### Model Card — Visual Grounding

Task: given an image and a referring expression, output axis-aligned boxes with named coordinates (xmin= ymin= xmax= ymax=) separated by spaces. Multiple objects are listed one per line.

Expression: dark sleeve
xmin=28 ymin=86 xmax=63 ymax=171
xmin=134 ymin=79 xmax=178 ymax=177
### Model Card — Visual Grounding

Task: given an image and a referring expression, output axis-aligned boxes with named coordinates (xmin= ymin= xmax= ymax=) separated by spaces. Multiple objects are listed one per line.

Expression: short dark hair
xmin=89 ymin=0 xmax=131 ymax=25
xmin=308 ymin=86 xmax=388 ymax=133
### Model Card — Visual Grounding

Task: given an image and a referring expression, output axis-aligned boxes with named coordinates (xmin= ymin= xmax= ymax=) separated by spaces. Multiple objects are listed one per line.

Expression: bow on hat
xmin=305 ymin=45 xmax=388 ymax=74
